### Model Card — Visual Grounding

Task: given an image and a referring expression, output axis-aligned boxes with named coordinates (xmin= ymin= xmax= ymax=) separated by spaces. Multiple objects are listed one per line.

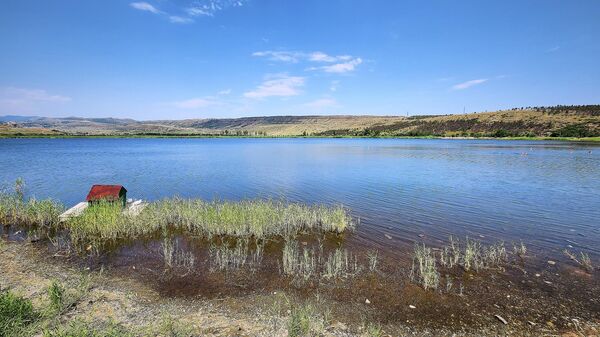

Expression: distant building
xmin=86 ymin=185 xmax=127 ymax=208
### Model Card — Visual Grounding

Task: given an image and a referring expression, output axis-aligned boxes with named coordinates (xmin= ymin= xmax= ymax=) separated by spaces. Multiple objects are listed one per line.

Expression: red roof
xmin=86 ymin=185 xmax=126 ymax=202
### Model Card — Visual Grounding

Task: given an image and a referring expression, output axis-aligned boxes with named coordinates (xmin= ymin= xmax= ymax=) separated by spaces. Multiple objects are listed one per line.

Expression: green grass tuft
xmin=0 ymin=290 xmax=38 ymax=337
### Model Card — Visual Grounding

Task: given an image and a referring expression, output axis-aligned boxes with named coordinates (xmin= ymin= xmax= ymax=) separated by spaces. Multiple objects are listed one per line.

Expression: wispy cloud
xmin=130 ymin=2 xmax=161 ymax=14
xmin=130 ymin=1 xmax=245 ymax=24
xmin=172 ymin=97 xmax=219 ymax=109
xmin=451 ymin=79 xmax=488 ymax=90
xmin=304 ymin=98 xmax=339 ymax=108
xmin=243 ymin=74 xmax=305 ymax=99
xmin=218 ymin=89 xmax=232 ymax=95
xmin=0 ymin=87 xmax=71 ymax=105
xmin=546 ymin=46 xmax=560 ymax=53
xmin=0 ymin=87 xmax=71 ymax=113
xmin=310 ymin=58 xmax=363 ymax=74
xmin=186 ymin=0 xmax=246 ymax=17
xmin=252 ymin=51 xmax=302 ymax=63
xmin=169 ymin=16 xmax=194 ymax=24
xmin=252 ymin=50 xmax=363 ymax=73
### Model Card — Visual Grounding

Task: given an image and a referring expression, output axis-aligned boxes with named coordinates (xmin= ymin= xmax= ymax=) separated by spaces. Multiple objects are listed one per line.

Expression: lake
xmin=1 ymin=138 xmax=599 ymax=258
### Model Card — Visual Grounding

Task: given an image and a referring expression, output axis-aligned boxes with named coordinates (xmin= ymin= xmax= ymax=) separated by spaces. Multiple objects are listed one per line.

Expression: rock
xmin=548 ymin=260 xmax=556 ymax=265
xmin=535 ymin=273 xmax=541 ymax=277
xmin=301 ymin=241 xmax=308 ymax=246
xmin=527 ymin=321 xmax=536 ymax=326
xmin=546 ymin=321 xmax=555 ymax=328
xmin=494 ymin=315 xmax=508 ymax=325
xmin=365 ymin=299 xmax=371 ymax=304
xmin=329 ymin=321 xmax=348 ymax=331
xmin=418 ymin=234 xmax=425 ymax=238
xmin=544 ymin=280 xmax=553 ymax=285
xmin=409 ymin=305 xmax=416 ymax=309
xmin=384 ymin=234 xmax=393 ymax=240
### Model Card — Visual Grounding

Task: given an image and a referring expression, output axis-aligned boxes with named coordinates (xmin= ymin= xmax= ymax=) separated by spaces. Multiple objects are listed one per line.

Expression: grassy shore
xmin=0 ymin=184 xmax=353 ymax=251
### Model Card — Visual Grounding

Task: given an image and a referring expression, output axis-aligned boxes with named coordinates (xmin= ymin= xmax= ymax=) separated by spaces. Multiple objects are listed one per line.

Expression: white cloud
xmin=173 ymin=97 xmax=218 ymax=109
xmin=186 ymin=0 xmax=246 ymax=17
xmin=0 ymin=87 xmax=71 ymax=113
xmin=131 ymin=1 xmax=244 ymax=24
xmin=169 ymin=16 xmax=194 ymax=24
xmin=217 ymin=89 xmax=232 ymax=95
xmin=451 ymin=79 xmax=488 ymax=90
xmin=252 ymin=51 xmax=302 ymax=63
xmin=253 ymin=50 xmax=364 ymax=73
xmin=546 ymin=46 xmax=560 ymax=53
xmin=130 ymin=2 xmax=161 ymax=14
xmin=0 ymin=87 xmax=71 ymax=105
xmin=244 ymin=74 xmax=305 ymax=99
xmin=312 ymin=58 xmax=363 ymax=74
xmin=304 ymin=98 xmax=339 ymax=108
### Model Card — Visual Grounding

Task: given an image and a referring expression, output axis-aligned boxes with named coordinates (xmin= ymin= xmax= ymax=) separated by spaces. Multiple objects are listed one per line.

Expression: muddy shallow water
xmin=2 ymin=223 xmax=599 ymax=332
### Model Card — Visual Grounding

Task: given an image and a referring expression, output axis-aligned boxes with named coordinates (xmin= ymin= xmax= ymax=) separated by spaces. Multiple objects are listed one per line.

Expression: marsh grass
xmin=60 ymin=198 xmax=354 ymax=252
xmin=161 ymin=238 xmax=195 ymax=271
xmin=282 ymin=241 xmax=318 ymax=280
xmin=513 ymin=240 xmax=527 ymax=258
xmin=322 ymin=248 xmax=361 ymax=279
xmin=564 ymin=249 xmax=594 ymax=272
xmin=0 ymin=192 xmax=63 ymax=228
xmin=209 ymin=238 xmax=263 ymax=272
xmin=413 ymin=238 xmax=509 ymax=290
xmin=410 ymin=244 xmax=439 ymax=290
xmin=367 ymin=250 xmax=379 ymax=272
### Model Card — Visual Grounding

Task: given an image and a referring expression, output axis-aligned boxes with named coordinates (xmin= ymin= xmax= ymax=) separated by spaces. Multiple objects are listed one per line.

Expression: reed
xmin=62 ymin=198 xmax=353 ymax=250
xmin=410 ymin=243 xmax=439 ymax=290
xmin=209 ymin=238 xmax=263 ymax=272
xmin=367 ymin=249 xmax=379 ymax=272
xmin=0 ymin=187 xmax=63 ymax=228
xmin=322 ymin=248 xmax=361 ymax=279
xmin=161 ymin=238 xmax=195 ymax=271
xmin=282 ymin=241 xmax=318 ymax=280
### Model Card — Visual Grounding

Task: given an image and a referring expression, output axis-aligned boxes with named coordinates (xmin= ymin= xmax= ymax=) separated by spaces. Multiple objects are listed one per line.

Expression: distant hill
xmin=0 ymin=115 xmax=41 ymax=123
xmin=1 ymin=105 xmax=599 ymax=138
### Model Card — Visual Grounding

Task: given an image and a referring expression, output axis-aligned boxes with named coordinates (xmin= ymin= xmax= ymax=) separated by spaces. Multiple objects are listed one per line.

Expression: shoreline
xmin=1 ymin=134 xmax=599 ymax=142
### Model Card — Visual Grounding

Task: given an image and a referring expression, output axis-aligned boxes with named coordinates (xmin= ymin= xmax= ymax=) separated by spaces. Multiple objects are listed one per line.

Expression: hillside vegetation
xmin=1 ymin=105 xmax=599 ymax=138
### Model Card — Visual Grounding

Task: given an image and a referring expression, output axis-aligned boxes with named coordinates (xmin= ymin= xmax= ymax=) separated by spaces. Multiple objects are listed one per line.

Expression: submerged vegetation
xmin=412 ymin=237 xmax=512 ymax=291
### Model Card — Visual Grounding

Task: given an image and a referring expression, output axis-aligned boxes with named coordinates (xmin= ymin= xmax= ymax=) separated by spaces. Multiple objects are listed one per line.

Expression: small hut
xmin=86 ymin=185 xmax=127 ymax=208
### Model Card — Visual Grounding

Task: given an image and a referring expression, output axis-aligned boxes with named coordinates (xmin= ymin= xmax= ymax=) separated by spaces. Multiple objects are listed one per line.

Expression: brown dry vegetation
xmin=2 ymin=105 xmax=599 ymax=138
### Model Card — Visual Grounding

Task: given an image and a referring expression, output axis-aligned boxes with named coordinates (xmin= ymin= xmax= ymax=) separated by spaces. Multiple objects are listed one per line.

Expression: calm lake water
xmin=2 ymin=138 xmax=599 ymax=258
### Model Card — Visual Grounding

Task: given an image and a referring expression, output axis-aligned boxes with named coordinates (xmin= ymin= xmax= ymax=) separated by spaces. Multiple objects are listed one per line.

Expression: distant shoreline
xmin=1 ymin=133 xmax=600 ymax=142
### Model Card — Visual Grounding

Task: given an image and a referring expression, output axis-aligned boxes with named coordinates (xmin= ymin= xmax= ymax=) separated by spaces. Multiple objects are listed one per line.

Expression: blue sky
xmin=1 ymin=0 xmax=599 ymax=119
